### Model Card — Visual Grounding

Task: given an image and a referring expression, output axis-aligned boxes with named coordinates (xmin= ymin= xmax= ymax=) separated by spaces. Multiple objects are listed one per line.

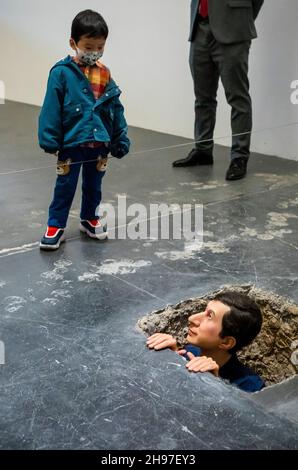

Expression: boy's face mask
xmin=76 ymin=48 xmax=103 ymax=66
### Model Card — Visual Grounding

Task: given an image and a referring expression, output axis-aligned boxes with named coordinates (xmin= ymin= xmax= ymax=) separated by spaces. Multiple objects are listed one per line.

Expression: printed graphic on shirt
xmin=96 ymin=156 xmax=108 ymax=172
xmin=57 ymin=159 xmax=72 ymax=176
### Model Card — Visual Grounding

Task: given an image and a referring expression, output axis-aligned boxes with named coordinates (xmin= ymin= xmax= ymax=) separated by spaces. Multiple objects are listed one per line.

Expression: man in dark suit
xmin=173 ymin=0 xmax=264 ymax=180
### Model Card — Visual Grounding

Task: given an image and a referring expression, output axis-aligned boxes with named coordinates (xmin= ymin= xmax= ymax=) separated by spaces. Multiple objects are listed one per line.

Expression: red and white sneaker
xmin=40 ymin=227 xmax=65 ymax=251
xmin=80 ymin=219 xmax=108 ymax=240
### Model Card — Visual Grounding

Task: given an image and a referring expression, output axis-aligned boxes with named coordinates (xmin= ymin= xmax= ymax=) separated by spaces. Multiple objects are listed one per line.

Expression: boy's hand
xmin=111 ymin=144 xmax=129 ymax=159
xmin=146 ymin=333 xmax=178 ymax=351
xmin=183 ymin=352 xmax=219 ymax=376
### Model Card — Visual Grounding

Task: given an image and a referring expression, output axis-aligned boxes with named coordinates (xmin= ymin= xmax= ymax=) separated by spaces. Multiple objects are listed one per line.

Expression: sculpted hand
xmin=184 ymin=352 xmax=219 ymax=376
xmin=146 ymin=333 xmax=178 ymax=351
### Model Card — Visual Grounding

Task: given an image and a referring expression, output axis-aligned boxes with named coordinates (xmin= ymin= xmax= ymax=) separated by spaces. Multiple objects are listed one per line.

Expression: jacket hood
xmin=51 ymin=55 xmax=74 ymax=71
xmin=50 ymin=55 xmax=119 ymax=92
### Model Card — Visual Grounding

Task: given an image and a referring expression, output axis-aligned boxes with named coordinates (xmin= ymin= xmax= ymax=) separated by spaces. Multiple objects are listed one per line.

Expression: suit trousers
xmin=190 ymin=21 xmax=252 ymax=160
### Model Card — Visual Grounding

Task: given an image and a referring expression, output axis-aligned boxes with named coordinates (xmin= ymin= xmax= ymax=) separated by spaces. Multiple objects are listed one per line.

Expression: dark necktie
xmin=199 ymin=0 xmax=208 ymax=18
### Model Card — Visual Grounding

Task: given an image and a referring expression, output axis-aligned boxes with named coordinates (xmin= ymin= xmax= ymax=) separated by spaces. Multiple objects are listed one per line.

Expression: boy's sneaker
xmin=40 ymin=227 xmax=65 ymax=251
xmin=80 ymin=219 xmax=108 ymax=240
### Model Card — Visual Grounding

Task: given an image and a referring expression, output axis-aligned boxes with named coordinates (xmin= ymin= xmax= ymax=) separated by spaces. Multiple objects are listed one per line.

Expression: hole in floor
xmin=138 ymin=285 xmax=298 ymax=386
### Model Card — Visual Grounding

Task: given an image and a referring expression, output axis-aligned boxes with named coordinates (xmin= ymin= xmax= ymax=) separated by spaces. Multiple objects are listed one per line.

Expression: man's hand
xmin=146 ymin=333 xmax=178 ymax=351
xmin=178 ymin=351 xmax=219 ymax=376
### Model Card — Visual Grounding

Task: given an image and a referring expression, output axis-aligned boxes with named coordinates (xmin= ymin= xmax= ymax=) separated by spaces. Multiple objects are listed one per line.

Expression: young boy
xmin=38 ymin=10 xmax=130 ymax=250
xmin=147 ymin=291 xmax=265 ymax=393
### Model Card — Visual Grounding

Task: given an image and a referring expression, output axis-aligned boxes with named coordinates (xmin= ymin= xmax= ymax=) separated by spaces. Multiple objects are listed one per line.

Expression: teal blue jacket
xmin=38 ymin=56 xmax=130 ymax=156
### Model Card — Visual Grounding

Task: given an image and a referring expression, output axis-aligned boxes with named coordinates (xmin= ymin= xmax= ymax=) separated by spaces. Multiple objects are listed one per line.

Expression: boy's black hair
xmin=71 ymin=10 xmax=109 ymax=43
xmin=214 ymin=291 xmax=262 ymax=354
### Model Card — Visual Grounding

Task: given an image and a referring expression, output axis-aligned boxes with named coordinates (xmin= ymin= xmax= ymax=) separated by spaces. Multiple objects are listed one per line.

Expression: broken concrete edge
xmin=135 ymin=339 xmax=298 ymax=435
xmin=139 ymin=283 xmax=298 ymax=320
xmin=136 ymin=323 xmax=258 ymax=394
xmin=255 ymin=374 xmax=298 ymax=393
xmin=136 ymin=284 xmax=298 ymax=386
xmin=138 ymin=343 xmax=248 ymax=394
xmin=251 ymin=375 xmax=298 ymax=425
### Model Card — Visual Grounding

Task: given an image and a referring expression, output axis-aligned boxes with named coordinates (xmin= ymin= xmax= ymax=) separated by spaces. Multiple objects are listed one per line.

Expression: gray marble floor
xmin=0 ymin=101 xmax=297 ymax=449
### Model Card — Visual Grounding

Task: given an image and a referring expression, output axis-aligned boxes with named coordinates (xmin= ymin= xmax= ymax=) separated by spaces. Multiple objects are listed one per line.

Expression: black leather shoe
xmin=173 ymin=148 xmax=214 ymax=167
xmin=226 ymin=157 xmax=248 ymax=181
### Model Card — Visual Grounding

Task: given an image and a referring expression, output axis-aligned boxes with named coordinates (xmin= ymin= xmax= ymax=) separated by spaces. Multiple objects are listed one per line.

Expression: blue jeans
xmin=48 ymin=146 xmax=108 ymax=228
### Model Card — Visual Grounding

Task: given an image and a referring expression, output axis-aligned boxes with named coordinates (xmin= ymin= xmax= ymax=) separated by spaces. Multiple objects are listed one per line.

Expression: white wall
xmin=1 ymin=0 xmax=298 ymax=160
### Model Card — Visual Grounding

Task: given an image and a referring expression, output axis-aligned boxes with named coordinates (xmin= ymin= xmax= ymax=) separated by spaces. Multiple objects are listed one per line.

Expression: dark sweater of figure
xmin=183 ymin=345 xmax=265 ymax=393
